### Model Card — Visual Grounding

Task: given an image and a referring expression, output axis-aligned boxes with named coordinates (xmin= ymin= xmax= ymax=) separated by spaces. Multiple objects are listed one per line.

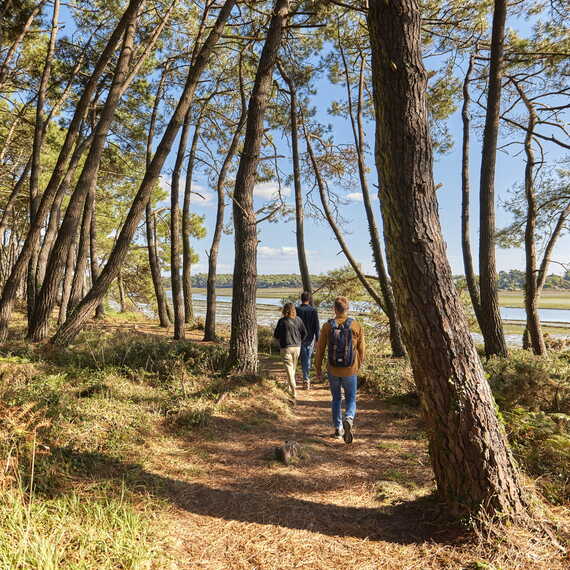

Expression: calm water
xmin=190 ymin=294 xmax=570 ymax=324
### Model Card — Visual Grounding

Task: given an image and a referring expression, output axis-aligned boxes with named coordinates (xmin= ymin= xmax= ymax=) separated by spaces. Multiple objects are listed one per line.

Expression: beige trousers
xmin=280 ymin=346 xmax=300 ymax=397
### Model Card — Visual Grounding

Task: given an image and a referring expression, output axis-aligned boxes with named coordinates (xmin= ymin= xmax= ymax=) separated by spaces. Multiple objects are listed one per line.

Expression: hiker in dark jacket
xmin=315 ymin=296 xmax=365 ymax=443
xmin=296 ymin=291 xmax=320 ymax=390
xmin=273 ymin=302 xmax=307 ymax=400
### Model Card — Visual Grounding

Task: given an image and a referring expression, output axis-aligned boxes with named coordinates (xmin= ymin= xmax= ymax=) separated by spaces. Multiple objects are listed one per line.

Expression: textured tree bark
xmin=58 ymin=237 xmax=77 ymax=326
xmin=36 ymin=136 xmax=91 ymax=293
xmin=89 ymin=194 xmax=105 ymax=319
xmin=182 ymin=113 xmax=202 ymax=323
xmin=203 ymin=96 xmax=247 ymax=341
xmin=277 ymin=63 xmax=312 ymax=295
xmin=0 ymin=0 xmax=141 ymax=342
xmin=228 ymin=0 xmax=289 ymax=373
xmin=145 ymin=204 xmax=171 ymax=326
xmin=145 ymin=63 xmax=171 ymax=328
xmin=368 ymin=0 xmax=525 ymax=518
xmin=478 ymin=0 xmax=508 ymax=357
xmin=26 ymin=0 xmax=60 ymax=325
xmin=28 ymin=5 xmax=140 ymax=342
xmin=171 ymin=110 xmax=193 ymax=339
xmin=461 ymin=53 xmax=483 ymax=326
xmin=68 ymin=192 xmax=92 ymax=313
xmin=51 ymin=0 xmax=237 ymax=346
xmin=514 ymin=82 xmax=546 ymax=355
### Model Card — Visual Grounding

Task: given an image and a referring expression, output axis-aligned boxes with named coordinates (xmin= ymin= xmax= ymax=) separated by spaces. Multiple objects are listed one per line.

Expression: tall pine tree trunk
xmin=478 ymin=0 xmax=508 ymax=357
xmin=461 ymin=53 xmax=483 ymax=325
xmin=228 ymin=0 xmax=289 ymax=373
xmin=514 ymin=81 xmax=546 ymax=355
xmin=368 ymin=0 xmax=525 ymax=518
xmin=203 ymin=93 xmax=247 ymax=341
xmin=89 ymin=193 xmax=105 ymax=319
xmin=0 ymin=0 xmax=141 ymax=342
xmin=28 ymin=4 xmax=140 ymax=341
xmin=276 ymin=63 xmax=312 ymax=295
xmin=51 ymin=0 xmax=237 ymax=346
xmin=171 ymin=110 xmax=193 ymax=339
xmin=182 ymin=114 xmax=202 ymax=323
xmin=26 ymin=0 xmax=60 ymax=325
xmin=145 ymin=62 xmax=171 ymax=327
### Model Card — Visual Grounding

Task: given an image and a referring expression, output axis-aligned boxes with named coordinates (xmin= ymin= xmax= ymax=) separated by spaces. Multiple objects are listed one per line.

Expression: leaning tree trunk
xmin=228 ymin=0 xmax=289 ymax=373
xmin=203 ymin=95 xmax=247 ymax=341
xmin=51 ymin=0 xmax=237 ymax=347
xmin=0 ymin=0 xmax=141 ymax=342
xmin=277 ymin=63 xmax=312 ymax=295
xmin=28 ymin=4 xmax=140 ymax=342
xmin=89 ymin=194 xmax=105 ymax=319
xmin=304 ymin=125 xmax=386 ymax=310
xmin=170 ymin=109 xmax=193 ymax=339
xmin=145 ymin=62 xmax=171 ymax=327
xmin=461 ymin=52 xmax=483 ymax=326
xmin=478 ymin=0 xmax=508 ymax=358
xmin=514 ymin=81 xmax=546 ymax=355
xmin=350 ymin=53 xmax=405 ymax=358
xmin=368 ymin=0 xmax=525 ymax=519
xmin=26 ymin=0 xmax=60 ymax=324
xmin=182 ymin=112 xmax=202 ymax=323
xmin=58 ymin=237 xmax=78 ymax=325
xmin=68 ymin=192 xmax=92 ymax=313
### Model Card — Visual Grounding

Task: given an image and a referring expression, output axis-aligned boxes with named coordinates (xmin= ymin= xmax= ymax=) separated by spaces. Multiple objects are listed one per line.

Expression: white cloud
xmin=346 ymin=192 xmax=364 ymax=202
xmin=253 ymin=182 xmax=291 ymax=200
xmin=258 ymin=246 xmax=297 ymax=258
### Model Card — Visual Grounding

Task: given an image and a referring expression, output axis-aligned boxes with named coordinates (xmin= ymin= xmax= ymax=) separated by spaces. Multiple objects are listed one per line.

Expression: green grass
xmin=0 ymin=485 xmax=164 ymax=569
xmin=498 ymin=289 xmax=570 ymax=309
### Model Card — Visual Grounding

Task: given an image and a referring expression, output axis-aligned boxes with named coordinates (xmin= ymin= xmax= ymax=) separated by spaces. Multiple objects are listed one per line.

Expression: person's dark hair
xmin=301 ymin=291 xmax=311 ymax=304
xmin=334 ymin=296 xmax=349 ymax=314
xmin=282 ymin=302 xmax=297 ymax=318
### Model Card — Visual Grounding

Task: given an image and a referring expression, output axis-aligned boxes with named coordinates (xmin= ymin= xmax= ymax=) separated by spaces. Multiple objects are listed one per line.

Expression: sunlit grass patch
xmin=0 ymin=485 xmax=165 ymax=569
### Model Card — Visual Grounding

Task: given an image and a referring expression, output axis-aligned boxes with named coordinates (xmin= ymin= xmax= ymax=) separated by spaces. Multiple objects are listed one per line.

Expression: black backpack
xmin=328 ymin=318 xmax=355 ymax=367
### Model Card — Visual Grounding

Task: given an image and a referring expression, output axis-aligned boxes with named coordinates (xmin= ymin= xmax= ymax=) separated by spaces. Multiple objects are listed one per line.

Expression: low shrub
xmin=485 ymin=350 xmax=570 ymax=413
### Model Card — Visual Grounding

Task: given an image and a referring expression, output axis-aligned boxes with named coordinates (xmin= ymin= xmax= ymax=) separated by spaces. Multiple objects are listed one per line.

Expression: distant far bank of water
xmin=188 ymin=293 xmax=570 ymax=325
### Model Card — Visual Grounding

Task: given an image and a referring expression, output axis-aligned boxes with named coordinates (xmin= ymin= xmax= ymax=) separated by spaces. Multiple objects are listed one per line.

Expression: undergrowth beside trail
xmin=0 ymin=328 xmax=291 ymax=568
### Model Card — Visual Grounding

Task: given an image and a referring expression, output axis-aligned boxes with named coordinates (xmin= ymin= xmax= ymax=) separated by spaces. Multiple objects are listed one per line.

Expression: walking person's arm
xmin=314 ymin=310 xmax=320 ymax=341
xmin=357 ymin=322 xmax=365 ymax=369
xmin=298 ymin=317 xmax=307 ymax=343
xmin=314 ymin=322 xmax=328 ymax=381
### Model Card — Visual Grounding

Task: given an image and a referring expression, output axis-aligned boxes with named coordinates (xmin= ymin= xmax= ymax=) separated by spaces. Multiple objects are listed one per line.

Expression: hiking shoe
xmin=342 ymin=417 xmax=354 ymax=444
xmin=331 ymin=428 xmax=344 ymax=440
xmin=304 ymin=381 xmax=311 ymax=390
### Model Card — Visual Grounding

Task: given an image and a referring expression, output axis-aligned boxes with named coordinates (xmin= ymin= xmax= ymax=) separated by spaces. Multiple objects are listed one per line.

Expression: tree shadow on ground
xmin=53 ymin=447 xmax=468 ymax=546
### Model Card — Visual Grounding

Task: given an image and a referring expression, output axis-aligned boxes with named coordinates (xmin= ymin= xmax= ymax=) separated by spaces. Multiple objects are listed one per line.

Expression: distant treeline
xmin=191 ymin=274 xmax=323 ymax=289
xmin=455 ymin=269 xmax=570 ymax=291
xmin=191 ymin=270 xmax=570 ymax=291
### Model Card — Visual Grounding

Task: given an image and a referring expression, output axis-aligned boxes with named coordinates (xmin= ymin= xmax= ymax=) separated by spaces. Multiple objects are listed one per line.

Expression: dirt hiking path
xmin=138 ymin=354 xmax=492 ymax=570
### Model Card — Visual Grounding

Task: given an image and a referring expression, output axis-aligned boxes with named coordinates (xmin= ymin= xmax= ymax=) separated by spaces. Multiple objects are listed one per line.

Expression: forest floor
xmin=1 ymin=320 xmax=569 ymax=569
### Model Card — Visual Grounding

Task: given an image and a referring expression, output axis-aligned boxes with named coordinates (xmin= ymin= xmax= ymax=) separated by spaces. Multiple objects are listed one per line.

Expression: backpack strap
xmin=328 ymin=318 xmax=338 ymax=329
xmin=343 ymin=317 xmax=354 ymax=329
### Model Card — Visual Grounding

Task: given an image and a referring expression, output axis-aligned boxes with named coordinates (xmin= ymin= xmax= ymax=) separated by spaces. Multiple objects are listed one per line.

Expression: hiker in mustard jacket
xmin=315 ymin=296 xmax=365 ymax=443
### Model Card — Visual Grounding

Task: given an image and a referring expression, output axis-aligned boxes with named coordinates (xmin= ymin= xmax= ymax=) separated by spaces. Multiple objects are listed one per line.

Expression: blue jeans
xmin=300 ymin=342 xmax=313 ymax=382
xmin=329 ymin=374 xmax=357 ymax=429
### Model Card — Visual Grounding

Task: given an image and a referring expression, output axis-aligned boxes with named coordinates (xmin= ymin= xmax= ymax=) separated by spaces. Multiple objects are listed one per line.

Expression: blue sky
xmin=185 ymin=70 xmax=569 ymax=277
xmin=55 ymin=4 xmax=568 ymax=278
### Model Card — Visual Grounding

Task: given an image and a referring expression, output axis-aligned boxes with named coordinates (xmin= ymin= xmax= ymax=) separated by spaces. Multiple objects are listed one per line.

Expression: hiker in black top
xmin=273 ymin=303 xmax=307 ymax=400
xmin=296 ymin=291 xmax=320 ymax=389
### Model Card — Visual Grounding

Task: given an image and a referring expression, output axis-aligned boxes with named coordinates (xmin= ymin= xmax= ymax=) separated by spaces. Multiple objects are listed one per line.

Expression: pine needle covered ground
xmin=1 ymin=317 xmax=569 ymax=569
